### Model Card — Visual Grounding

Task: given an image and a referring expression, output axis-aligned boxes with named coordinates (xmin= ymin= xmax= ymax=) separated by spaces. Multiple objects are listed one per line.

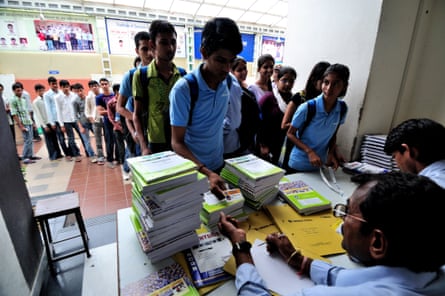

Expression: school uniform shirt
xmin=169 ymin=64 xmax=230 ymax=171
xmin=133 ymin=61 xmax=183 ymax=144
xmin=43 ymin=88 xmax=60 ymax=125
xmin=32 ymin=96 xmax=49 ymax=128
xmin=288 ymin=94 xmax=347 ymax=172
xmin=55 ymin=91 xmax=77 ymax=126
xmin=223 ymin=73 xmax=243 ymax=154
xmin=236 ymin=261 xmax=445 ymax=296
xmin=419 ymin=159 xmax=445 ymax=189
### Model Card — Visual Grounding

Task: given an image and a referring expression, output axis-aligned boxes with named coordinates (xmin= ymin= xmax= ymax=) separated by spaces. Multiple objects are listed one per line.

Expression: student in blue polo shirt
xmin=169 ymin=17 xmax=243 ymax=199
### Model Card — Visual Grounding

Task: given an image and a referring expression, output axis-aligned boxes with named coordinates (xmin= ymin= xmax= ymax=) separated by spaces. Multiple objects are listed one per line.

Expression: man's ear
xmin=200 ymin=47 xmax=208 ymax=60
xmin=401 ymin=143 xmax=418 ymax=159
xmin=149 ymin=39 xmax=155 ymax=50
xmin=370 ymin=229 xmax=387 ymax=260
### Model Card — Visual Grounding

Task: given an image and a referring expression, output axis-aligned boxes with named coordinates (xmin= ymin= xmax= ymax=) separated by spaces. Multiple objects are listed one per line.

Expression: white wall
xmin=285 ymin=0 xmax=383 ymax=160
xmin=285 ymin=0 xmax=445 ymax=160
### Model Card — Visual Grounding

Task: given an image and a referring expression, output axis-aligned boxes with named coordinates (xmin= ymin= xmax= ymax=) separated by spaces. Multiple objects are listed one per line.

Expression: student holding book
xmin=218 ymin=172 xmax=445 ymax=295
xmin=169 ymin=17 xmax=243 ymax=199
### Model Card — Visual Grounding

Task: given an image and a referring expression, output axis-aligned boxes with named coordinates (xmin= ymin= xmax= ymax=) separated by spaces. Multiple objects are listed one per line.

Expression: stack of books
xmin=278 ymin=180 xmax=332 ymax=215
xmin=360 ymin=134 xmax=398 ymax=171
xmin=127 ymin=151 xmax=209 ymax=262
xmin=200 ymin=188 xmax=246 ymax=230
xmin=220 ymin=154 xmax=285 ymax=210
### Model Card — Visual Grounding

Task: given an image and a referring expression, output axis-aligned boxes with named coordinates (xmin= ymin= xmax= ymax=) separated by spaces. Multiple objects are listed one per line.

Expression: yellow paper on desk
xmin=238 ymin=209 xmax=280 ymax=235
xmin=265 ymin=204 xmax=345 ymax=256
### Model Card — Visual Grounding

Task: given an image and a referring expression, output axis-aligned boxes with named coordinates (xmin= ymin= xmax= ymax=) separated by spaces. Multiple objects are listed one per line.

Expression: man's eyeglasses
xmin=333 ymin=203 xmax=367 ymax=223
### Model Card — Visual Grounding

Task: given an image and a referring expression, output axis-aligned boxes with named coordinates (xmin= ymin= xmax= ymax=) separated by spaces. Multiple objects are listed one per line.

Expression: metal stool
xmin=33 ymin=192 xmax=91 ymax=274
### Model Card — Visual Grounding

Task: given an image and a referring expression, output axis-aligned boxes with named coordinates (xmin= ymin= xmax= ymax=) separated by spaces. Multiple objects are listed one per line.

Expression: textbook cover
xmin=121 ymin=262 xmax=199 ymax=296
xmin=278 ymin=180 xmax=332 ymax=215
xmin=127 ymin=151 xmax=197 ymax=184
xmin=183 ymin=231 xmax=233 ymax=288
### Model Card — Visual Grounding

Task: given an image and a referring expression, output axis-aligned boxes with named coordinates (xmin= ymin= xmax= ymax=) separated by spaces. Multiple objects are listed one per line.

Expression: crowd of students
xmin=2 ymin=16 xmax=445 ymax=295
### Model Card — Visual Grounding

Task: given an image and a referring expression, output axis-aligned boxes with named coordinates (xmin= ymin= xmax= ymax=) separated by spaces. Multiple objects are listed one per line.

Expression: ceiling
xmin=77 ymin=0 xmax=288 ymax=30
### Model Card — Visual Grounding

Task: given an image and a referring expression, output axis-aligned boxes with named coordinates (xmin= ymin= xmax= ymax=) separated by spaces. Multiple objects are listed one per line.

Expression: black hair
xmin=201 ymin=17 xmax=243 ymax=56
xmin=88 ymin=80 xmax=99 ymax=87
xmin=34 ymin=83 xmax=45 ymax=91
xmin=277 ymin=66 xmax=297 ymax=80
xmin=47 ymin=76 xmax=57 ymax=84
xmin=305 ymin=61 xmax=331 ymax=100
xmin=231 ymin=56 xmax=247 ymax=71
xmin=149 ymin=20 xmax=176 ymax=41
xmin=71 ymin=83 xmax=84 ymax=90
xmin=112 ymin=83 xmax=120 ymax=94
xmin=133 ymin=56 xmax=141 ymax=68
xmin=384 ymin=118 xmax=445 ymax=165
xmin=351 ymin=172 xmax=445 ymax=272
xmin=99 ymin=78 xmax=109 ymax=84
xmin=59 ymin=79 xmax=70 ymax=87
xmin=323 ymin=63 xmax=350 ymax=97
xmin=12 ymin=82 xmax=23 ymax=90
xmin=257 ymin=54 xmax=275 ymax=70
xmin=134 ymin=31 xmax=150 ymax=48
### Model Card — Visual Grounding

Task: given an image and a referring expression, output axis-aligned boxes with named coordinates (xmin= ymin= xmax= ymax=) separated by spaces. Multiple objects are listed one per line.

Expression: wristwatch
xmin=232 ymin=240 xmax=252 ymax=254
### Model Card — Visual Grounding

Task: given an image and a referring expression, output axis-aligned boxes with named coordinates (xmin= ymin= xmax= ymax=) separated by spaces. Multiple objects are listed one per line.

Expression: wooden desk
xmin=117 ymin=170 xmax=360 ymax=295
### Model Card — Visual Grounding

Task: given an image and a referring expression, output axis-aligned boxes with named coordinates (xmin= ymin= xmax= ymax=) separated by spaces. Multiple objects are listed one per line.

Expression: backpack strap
xmin=299 ymin=99 xmax=347 ymax=138
xmin=139 ymin=66 xmax=149 ymax=102
xmin=183 ymin=73 xmax=198 ymax=126
xmin=178 ymin=67 xmax=187 ymax=77
xmin=183 ymin=73 xmax=232 ymax=126
xmin=298 ymin=99 xmax=316 ymax=138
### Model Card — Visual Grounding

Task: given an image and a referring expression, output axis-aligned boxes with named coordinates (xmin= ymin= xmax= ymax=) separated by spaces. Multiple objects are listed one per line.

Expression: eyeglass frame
xmin=333 ymin=203 xmax=368 ymax=223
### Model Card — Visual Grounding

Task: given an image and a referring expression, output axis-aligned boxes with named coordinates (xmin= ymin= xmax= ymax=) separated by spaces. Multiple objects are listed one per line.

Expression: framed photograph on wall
xmin=261 ymin=35 xmax=285 ymax=64
xmin=33 ymin=20 xmax=95 ymax=52
xmin=105 ymin=18 xmax=186 ymax=58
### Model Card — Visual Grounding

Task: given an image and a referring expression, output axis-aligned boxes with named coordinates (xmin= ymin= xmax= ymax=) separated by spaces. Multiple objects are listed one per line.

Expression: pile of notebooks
xmin=128 ymin=151 xmax=209 ymax=262
xmin=220 ymin=154 xmax=285 ymax=210
xmin=200 ymin=188 xmax=246 ymax=230
xmin=360 ymin=134 xmax=398 ymax=171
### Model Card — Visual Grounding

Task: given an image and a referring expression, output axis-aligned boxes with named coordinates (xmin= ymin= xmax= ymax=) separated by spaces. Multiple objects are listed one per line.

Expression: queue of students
xmin=4 ymin=17 xmax=445 ymax=295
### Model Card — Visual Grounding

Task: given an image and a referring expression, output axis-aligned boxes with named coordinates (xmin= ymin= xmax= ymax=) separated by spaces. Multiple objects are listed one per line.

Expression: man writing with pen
xmin=218 ymin=172 xmax=445 ymax=295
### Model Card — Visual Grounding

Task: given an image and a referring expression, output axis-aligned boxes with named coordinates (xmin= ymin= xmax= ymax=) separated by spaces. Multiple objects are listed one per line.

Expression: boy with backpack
xmin=169 ymin=17 xmax=243 ymax=199
xmin=133 ymin=20 xmax=186 ymax=155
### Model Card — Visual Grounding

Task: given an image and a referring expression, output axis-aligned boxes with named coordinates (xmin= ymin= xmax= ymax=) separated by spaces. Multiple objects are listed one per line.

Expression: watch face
xmin=234 ymin=240 xmax=252 ymax=252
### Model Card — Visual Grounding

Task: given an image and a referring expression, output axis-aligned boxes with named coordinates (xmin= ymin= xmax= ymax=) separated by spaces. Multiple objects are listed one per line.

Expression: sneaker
xmin=75 ymin=156 xmax=82 ymax=162
xmin=90 ymin=157 xmax=98 ymax=163
xmin=107 ymin=162 xmax=116 ymax=169
xmin=66 ymin=156 xmax=73 ymax=162
xmin=31 ymin=156 xmax=42 ymax=160
xmin=122 ymin=171 xmax=130 ymax=181
xmin=112 ymin=160 xmax=119 ymax=166
xmin=23 ymin=159 xmax=36 ymax=164
xmin=97 ymin=157 xmax=105 ymax=165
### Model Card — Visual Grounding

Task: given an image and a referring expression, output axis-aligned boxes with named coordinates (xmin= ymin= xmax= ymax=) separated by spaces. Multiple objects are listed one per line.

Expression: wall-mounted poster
xmin=0 ymin=19 xmax=30 ymax=50
xmin=193 ymin=29 xmax=254 ymax=62
xmin=33 ymin=20 xmax=95 ymax=52
xmin=105 ymin=18 xmax=186 ymax=58
xmin=261 ymin=36 xmax=285 ymax=64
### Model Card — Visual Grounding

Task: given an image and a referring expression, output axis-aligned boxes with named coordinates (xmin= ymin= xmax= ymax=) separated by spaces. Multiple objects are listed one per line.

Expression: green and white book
xmin=278 ymin=180 xmax=332 ymax=215
xmin=127 ymin=151 xmax=197 ymax=185
xmin=224 ymin=154 xmax=285 ymax=182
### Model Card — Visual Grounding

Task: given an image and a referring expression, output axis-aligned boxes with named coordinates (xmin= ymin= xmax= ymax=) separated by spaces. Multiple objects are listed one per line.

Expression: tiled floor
xmin=17 ymin=136 xmax=127 ymax=295
xmin=20 ymin=137 xmax=132 ymax=219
